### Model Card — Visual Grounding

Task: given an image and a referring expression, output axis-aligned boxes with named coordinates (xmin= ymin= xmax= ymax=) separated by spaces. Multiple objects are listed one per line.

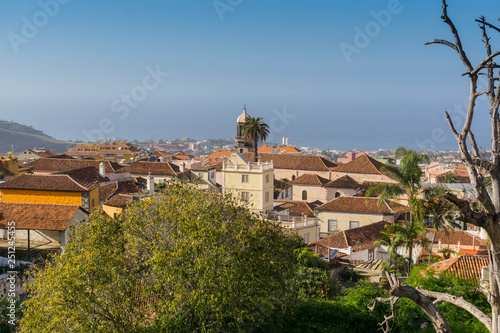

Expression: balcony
xmin=267 ymin=212 xmax=318 ymax=230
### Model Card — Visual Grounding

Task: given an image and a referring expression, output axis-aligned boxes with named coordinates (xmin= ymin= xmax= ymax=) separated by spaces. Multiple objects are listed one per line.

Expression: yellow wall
xmin=1 ymin=189 xmax=82 ymax=206
xmin=103 ymin=204 xmax=123 ymax=218
xmin=89 ymin=187 xmax=99 ymax=210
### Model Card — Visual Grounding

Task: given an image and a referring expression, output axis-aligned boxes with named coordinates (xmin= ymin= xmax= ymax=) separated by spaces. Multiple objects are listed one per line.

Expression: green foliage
xmin=241 ymin=116 xmax=270 ymax=162
xmin=293 ymin=247 xmax=328 ymax=270
xmin=20 ymin=182 xmax=303 ymax=333
xmin=441 ymin=172 xmax=461 ymax=183
xmin=338 ymin=267 xmax=361 ymax=282
xmin=392 ymin=267 xmax=490 ymax=333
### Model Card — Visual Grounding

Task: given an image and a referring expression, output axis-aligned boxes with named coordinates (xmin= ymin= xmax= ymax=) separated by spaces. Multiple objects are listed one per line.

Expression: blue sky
xmin=1 ymin=0 xmax=500 ymax=150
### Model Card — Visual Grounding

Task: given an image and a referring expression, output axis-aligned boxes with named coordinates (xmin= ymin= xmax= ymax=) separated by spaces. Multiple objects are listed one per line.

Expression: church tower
xmin=235 ymin=106 xmax=253 ymax=153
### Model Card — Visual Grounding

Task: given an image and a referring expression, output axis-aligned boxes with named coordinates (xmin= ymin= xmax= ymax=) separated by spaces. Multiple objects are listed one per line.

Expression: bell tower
xmin=235 ymin=106 xmax=253 ymax=153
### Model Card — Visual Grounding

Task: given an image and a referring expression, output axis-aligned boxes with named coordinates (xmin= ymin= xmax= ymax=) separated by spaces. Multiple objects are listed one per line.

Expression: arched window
xmin=302 ymin=190 xmax=307 ymax=200
xmin=335 ymin=192 xmax=341 ymax=198
xmin=292 ymin=175 xmax=296 ymax=181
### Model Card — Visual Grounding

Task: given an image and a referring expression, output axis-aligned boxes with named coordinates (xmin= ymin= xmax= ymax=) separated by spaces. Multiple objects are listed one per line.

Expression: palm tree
xmin=424 ymin=194 xmax=460 ymax=264
xmin=366 ymin=147 xmax=430 ymax=272
xmin=375 ymin=224 xmax=403 ymax=271
xmin=241 ymin=117 xmax=270 ymax=162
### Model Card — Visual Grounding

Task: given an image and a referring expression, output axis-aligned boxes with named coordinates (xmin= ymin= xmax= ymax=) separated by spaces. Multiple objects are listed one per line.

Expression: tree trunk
xmin=253 ymin=137 xmax=258 ymax=162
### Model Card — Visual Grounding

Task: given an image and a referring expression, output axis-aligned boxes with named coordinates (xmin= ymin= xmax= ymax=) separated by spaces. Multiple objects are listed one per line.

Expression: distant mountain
xmin=0 ymin=120 xmax=74 ymax=154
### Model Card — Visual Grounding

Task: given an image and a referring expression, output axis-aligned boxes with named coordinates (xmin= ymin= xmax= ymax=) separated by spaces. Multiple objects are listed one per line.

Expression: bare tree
xmin=369 ymin=1 xmax=500 ymax=332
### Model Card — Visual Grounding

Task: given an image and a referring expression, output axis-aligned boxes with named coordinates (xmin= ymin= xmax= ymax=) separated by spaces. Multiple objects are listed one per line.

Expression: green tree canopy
xmin=20 ymin=183 xmax=304 ymax=333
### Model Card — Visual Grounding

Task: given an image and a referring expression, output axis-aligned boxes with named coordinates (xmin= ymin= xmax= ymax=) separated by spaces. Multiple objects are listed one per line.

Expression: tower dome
xmin=236 ymin=107 xmax=250 ymax=123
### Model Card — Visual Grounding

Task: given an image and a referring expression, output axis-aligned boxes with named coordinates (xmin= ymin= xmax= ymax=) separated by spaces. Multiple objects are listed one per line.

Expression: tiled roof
xmin=290 ymin=173 xmax=330 ymax=186
xmin=28 ymin=149 xmax=57 ymax=158
xmin=332 ymin=154 xmax=386 ymax=175
xmin=325 ymin=175 xmax=359 ymax=189
xmin=425 ymin=255 xmax=489 ymax=281
xmin=55 ymin=167 xmax=108 ymax=189
xmin=0 ymin=173 xmax=94 ymax=192
xmin=100 ymin=179 xmax=143 ymax=202
xmin=115 ymin=161 xmax=182 ymax=176
xmin=31 ymin=158 xmax=123 ymax=173
xmin=354 ymin=181 xmax=390 ymax=197
xmin=103 ymin=194 xmax=136 ymax=208
xmin=426 ymin=229 xmax=487 ymax=247
xmin=316 ymin=197 xmax=408 ymax=214
xmin=243 ymin=153 xmax=337 ymax=172
xmin=0 ymin=202 xmax=85 ymax=231
xmin=151 ymin=150 xmax=173 ymax=157
xmin=310 ymin=221 xmax=389 ymax=254
xmin=208 ymin=151 xmax=234 ymax=159
xmin=258 ymin=146 xmax=301 ymax=153
xmin=273 ymin=201 xmax=319 ymax=217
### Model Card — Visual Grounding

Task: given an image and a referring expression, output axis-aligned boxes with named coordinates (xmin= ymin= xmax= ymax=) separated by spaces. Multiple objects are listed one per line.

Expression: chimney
xmin=99 ymin=162 xmax=106 ymax=177
xmin=179 ymin=162 xmax=185 ymax=173
xmin=147 ymin=172 xmax=155 ymax=193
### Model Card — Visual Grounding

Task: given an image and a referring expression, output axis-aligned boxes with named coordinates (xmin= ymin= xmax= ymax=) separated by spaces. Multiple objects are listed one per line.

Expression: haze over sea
xmin=1 ymin=1 xmax=499 ymax=152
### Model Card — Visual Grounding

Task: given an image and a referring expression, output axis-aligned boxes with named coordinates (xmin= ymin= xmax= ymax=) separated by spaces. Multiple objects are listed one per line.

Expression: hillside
xmin=0 ymin=121 xmax=74 ymax=154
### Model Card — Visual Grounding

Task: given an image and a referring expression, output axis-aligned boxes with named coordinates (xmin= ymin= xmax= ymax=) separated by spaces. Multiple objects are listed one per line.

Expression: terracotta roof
xmin=115 ymin=161 xmax=182 ymax=176
xmin=274 ymin=201 xmax=319 ymax=217
xmin=332 ymin=154 xmax=386 ymax=175
xmin=258 ymin=146 xmax=301 ymax=153
xmin=100 ymin=179 xmax=143 ymax=202
xmin=290 ymin=173 xmax=330 ymax=186
xmin=0 ymin=202 xmax=85 ymax=230
xmin=243 ymin=153 xmax=337 ymax=172
xmin=310 ymin=221 xmax=389 ymax=255
xmin=0 ymin=173 xmax=95 ymax=192
xmin=316 ymin=197 xmax=408 ymax=214
xmin=208 ymin=151 xmax=234 ymax=159
xmin=55 ymin=167 xmax=108 ymax=189
xmin=426 ymin=229 xmax=487 ymax=247
xmin=27 ymin=149 xmax=57 ymax=158
xmin=151 ymin=150 xmax=173 ymax=157
xmin=103 ymin=194 xmax=136 ymax=208
xmin=325 ymin=175 xmax=359 ymax=189
xmin=425 ymin=255 xmax=489 ymax=281
xmin=31 ymin=158 xmax=123 ymax=174
xmin=354 ymin=181 xmax=390 ymax=197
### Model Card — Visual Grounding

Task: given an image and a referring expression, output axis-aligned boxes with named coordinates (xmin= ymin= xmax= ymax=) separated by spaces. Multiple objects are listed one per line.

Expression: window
xmin=349 ymin=221 xmax=359 ymax=229
xmin=302 ymin=190 xmax=307 ymax=200
xmin=335 ymin=192 xmax=341 ymax=198
xmin=265 ymin=191 xmax=269 ymax=202
xmin=242 ymin=175 xmax=249 ymax=183
xmin=292 ymin=175 xmax=296 ymax=181
xmin=328 ymin=220 xmax=337 ymax=232
xmin=265 ymin=174 xmax=270 ymax=183
xmin=241 ymin=192 xmax=250 ymax=201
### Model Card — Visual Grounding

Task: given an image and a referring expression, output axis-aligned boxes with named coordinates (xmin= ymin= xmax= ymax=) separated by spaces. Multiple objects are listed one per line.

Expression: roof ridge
xmin=64 ymin=174 xmax=89 ymax=191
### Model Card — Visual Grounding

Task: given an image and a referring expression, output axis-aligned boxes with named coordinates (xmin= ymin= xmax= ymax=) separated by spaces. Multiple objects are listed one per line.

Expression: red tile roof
xmin=0 ymin=173 xmax=95 ymax=192
xmin=100 ymin=179 xmax=143 ymax=202
xmin=426 ymin=229 xmax=487 ymax=247
xmin=103 ymin=194 xmax=136 ymax=208
xmin=316 ymin=197 xmax=408 ymax=214
xmin=243 ymin=153 xmax=337 ymax=172
xmin=274 ymin=201 xmax=320 ymax=217
xmin=151 ymin=150 xmax=173 ymax=157
xmin=325 ymin=175 xmax=359 ymax=189
xmin=115 ymin=161 xmax=182 ymax=176
xmin=310 ymin=221 xmax=389 ymax=254
xmin=425 ymin=255 xmax=489 ymax=281
xmin=55 ymin=167 xmax=108 ymax=189
xmin=332 ymin=154 xmax=386 ymax=175
xmin=31 ymin=158 xmax=123 ymax=174
xmin=290 ymin=173 xmax=330 ymax=186
xmin=0 ymin=202 xmax=85 ymax=230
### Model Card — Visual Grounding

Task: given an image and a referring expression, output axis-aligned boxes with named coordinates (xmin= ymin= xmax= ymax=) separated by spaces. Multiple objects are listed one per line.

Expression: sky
xmin=1 ymin=0 xmax=500 ymax=151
